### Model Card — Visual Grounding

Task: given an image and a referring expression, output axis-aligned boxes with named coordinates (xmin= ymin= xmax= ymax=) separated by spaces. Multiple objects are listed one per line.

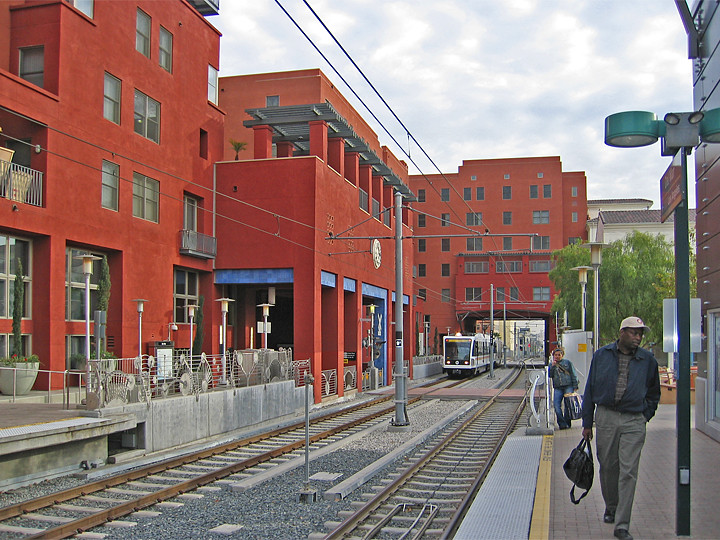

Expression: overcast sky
xmin=213 ymin=1 xmax=695 ymax=208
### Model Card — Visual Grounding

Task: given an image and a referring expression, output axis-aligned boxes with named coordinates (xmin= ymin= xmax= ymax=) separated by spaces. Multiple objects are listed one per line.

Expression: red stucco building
xmin=409 ymin=157 xmax=587 ymax=355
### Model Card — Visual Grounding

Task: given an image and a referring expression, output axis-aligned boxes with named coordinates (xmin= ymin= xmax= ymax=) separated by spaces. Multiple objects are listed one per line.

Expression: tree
xmin=96 ymin=256 xmax=111 ymax=354
xmin=12 ymin=259 xmax=23 ymax=357
xmin=192 ymin=295 xmax=205 ymax=356
xmin=229 ymin=139 xmax=247 ymax=160
xmin=550 ymin=232 xmax=680 ymax=347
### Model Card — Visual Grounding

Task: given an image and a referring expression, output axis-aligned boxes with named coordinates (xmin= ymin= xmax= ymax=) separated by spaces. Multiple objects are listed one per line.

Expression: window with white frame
xmin=466 ymin=212 xmax=482 ymax=226
xmin=502 ymin=185 xmax=511 ymax=199
xmin=417 ymin=189 xmax=425 ymax=202
xmin=572 ymin=211 xmax=578 ymax=222
xmin=184 ymin=195 xmax=198 ymax=231
xmin=66 ymin=0 xmax=93 ymax=17
xmin=503 ymin=236 xmax=513 ymax=250
xmin=441 ymin=188 xmax=450 ymax=201
xmin=441 ymin=263 xmax=450 ymax=277
xmin=441 ymin=213 xmax=450 ymax=227
xmin=159 ymin=26 xmax=173 ymax=72
xmin=418 ymin=288 xmax=426 ymax=300
xmin=266 ymin=95 xmax=279 ymax=107
xmin=136 ymin=8 xmax=151 ymax=57
xmin=530 ymin=185 xmax=538 ymax=199
xmin=543 ymin=184 xmax=552 ymax=198
xmin=103 ymin=72 xmax=121 ymax=124
xmin=19 ymin=46 xmax=44 ymax=87
xmin=134 ymin=90 xmax=160 ymax=143
xmin=441 ymin=238 xmax=450 ymax=252
xmin=0 ymin=235 xmax=31 ymax=320
xmin=66 ymin=247 xmax=101 ymax=321
xmin=503 ymin=211 xmax=512 ymax=225
xmin=465 ymin=287 xmax=482 ymax=302
xmin=417 ymin=214 xmax=426 ymax=227
xmin=529 ymin=260 xmax=552 ymax=272
xmin=533 ymin=286 xmax=551 ymax=301
xmin=466 ymin=237 xmax=483 ymax=252
xmin=418 ymin=239 xmax=426 ymax=252
xmin=571 ymin=186 xmax=578 ymax=197
xmin=465 ymin=261 xmax=488 ymax=273
xmin=476 ymin=187 xmax=484 ymax=200
xmin=497 ymin=287 xmax=519 ymax=301
xmin=174 ymin=269 xmax=199 ymax=323
xmin=441 ymin=289 xmax=451 ymax=303
xmin=463 ymin=187 xmax=471 ymax=201
xmin=533 ymin=210 xmax=550 ymax=224
xmin=208 ymin=65 xmax=219 ymax=105
xmin=132 ymin=172 xmax=159 ymax=222
xmin=496 ymin=260 xmax=522 ymax=272
xmin=418 ymin=264 xmax=426 ymax=277
xmin=101 ymin=160 xmax=119 ymax=211
xmin=532 ymin=235 xmax=550 ymax=250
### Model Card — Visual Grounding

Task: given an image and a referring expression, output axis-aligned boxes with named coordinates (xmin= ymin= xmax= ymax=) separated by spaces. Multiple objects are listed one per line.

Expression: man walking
xmin=581 ymin=316 xmax=661 ymax=540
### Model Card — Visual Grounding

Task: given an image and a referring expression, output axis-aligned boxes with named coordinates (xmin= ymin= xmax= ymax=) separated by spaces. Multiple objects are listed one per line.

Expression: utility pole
xmin=390 ymin=190 xmax=409 ymax=429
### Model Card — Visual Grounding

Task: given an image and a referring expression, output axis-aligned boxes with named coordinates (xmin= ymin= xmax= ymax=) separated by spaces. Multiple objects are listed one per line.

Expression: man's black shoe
xmin=614 ymin=528 xmax=633 ymax=540
xmin=603 ymin=510 xmax=615 ymax=523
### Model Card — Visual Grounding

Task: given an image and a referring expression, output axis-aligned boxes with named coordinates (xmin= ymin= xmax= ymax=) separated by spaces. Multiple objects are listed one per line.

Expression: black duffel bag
xmin=563 ymin=438 xmax=594 ymax=504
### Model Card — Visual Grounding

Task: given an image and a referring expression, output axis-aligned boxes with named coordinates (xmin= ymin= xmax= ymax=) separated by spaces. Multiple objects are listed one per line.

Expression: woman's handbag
xmin=563 ymin=438 xmax=594 ymax=504
xmin=564 ymin=392 xmax=583 ymax=420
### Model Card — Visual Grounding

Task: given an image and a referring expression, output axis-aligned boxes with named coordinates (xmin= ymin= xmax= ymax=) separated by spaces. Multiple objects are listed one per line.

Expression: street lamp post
xmin=581 ymin=243 xmax=605 ymax=352
xmin=604 ymin=107 xmax=720 ymax=536
xmin=216 ymin=297 xmax=234 ymax=384
xmin=257 ymin=303 xmax=271 ymax=349
xmin=187 ymin=304 xmax=197 ymax=358
xmin=74 ymin=253 xmax=101 ymax=405
xmin=132 ymin=299 xmax=148 ymax=359
xmin=571 ymin=266 xmax=593 ymax=331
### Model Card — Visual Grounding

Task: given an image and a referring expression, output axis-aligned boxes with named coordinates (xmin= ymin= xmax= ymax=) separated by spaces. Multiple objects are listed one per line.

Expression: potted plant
xmin=0 ymin=353 xmax=39 ymax=395
xmin=229 ymin=139 xmax=247 ymax=160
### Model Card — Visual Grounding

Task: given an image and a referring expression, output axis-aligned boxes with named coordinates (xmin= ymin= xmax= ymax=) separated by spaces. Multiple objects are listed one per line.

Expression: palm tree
xmin=229 ymin=139 xmax=247 ymax=160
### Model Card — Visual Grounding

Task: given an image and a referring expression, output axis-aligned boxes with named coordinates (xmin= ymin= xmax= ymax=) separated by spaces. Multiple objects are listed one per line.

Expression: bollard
xmin=298 ymin=371 xmax=317 ymax=503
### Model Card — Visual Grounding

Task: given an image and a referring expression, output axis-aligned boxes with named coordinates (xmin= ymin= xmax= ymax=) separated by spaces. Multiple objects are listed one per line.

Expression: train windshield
xmin=444 ymin=338 xmax=472 ymax=361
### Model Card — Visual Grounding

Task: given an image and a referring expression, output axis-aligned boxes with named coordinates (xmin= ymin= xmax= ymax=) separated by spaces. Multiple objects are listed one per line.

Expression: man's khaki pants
xmin=595 ymin=405 xmax=647 ymax=532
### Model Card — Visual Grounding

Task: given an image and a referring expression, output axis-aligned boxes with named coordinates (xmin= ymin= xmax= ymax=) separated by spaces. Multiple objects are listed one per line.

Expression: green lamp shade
xmin=604 ymin=111 xmax=659 ymax=147
xmin=700 ymin=107 xmax=720 ymax=143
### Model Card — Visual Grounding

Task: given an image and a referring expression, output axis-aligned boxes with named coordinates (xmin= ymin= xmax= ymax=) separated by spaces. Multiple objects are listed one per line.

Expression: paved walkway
xmin=550 ymin=404 xmax=720 ymax=540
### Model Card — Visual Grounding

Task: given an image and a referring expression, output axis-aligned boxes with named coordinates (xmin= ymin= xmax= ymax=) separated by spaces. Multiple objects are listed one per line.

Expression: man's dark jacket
xmin=582 ymin=341 xmax=661 ymax=428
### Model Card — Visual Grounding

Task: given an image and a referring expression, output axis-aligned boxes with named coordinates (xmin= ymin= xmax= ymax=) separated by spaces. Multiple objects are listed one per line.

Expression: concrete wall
xmin=412 ymin=360 xmax=443 ymax=379
xmin=99 ymin=380 xmax=306 ymax=453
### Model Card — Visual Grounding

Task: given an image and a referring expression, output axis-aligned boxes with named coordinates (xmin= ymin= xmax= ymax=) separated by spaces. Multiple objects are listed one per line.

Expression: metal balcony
xmin=179 ymin=229 xmax=216 ymax=259
xmin=0 ymin=160 xmax=43 ymax=207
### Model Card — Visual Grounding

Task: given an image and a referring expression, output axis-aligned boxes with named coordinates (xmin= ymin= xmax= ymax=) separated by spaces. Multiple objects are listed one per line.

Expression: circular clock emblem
xmin=372 ymin=239 xmax=382 ymax=269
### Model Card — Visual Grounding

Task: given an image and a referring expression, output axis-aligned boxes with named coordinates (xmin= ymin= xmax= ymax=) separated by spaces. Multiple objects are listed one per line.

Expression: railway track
xmin=321 ymin=371 xmax=527 ymax=539
xmin=0 ymin=375 xmax=477 ymax=539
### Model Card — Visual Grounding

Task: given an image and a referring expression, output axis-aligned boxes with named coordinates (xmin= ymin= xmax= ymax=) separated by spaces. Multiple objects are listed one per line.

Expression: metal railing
xmin=0 ymin=365 xmax=85 ymax=407
xmin=320 ymin=369 xmax=337 ymax=398
xmin=0 ymin=160 xmax=43 ymax=207
xmin=179 ymin=229 xmax=217 ymax=258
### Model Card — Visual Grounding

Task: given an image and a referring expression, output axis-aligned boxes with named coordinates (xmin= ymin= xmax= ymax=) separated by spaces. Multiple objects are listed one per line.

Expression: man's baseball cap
xmin=620 ymin=316 xmax=649 ymax=331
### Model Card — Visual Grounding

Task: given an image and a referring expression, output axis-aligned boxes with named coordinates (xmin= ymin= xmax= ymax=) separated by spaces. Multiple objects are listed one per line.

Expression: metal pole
xmin=489 ymin=284 xmax=495 ymax=378
xmin=189 ymin=313 xmax=194 ymax=357
xmin=221 ymin=309 xmax=227 ymax=384
xmin=392 ymin=190 xmax=408 ymax=426
xmin=84 ymin=271 xmax=91 ymax=400
xmin=138 ymin=310 xmax=143 ymax=358
xmin=675 ymin=146 xmax=691 ymax=535
xmin=593 ymin=264 xmax=600 ymax=352
xmin=503 ymin=300 xmax=507 ymax=367
xmin=581 ymin=281 xmax=587 ymax=332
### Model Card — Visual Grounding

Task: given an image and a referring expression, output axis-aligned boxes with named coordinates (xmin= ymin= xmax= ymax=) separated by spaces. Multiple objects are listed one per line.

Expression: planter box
xmin=0 ymin=362 xmax=39 ymax=395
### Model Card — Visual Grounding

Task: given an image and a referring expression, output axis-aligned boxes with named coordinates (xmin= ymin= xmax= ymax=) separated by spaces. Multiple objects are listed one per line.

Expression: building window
xmin=134 ymin=90 xmax=160 ymax=143
xmin=199 ymin=129 xmax=208 ymax=159
xmin=476 ymin=187 xmax=485 ymax=200
xmin=533 ymin=236 xmax=550 ymax=250
xmin=441 ymin=289 xmax=451 ymax=303
xmin=441 ymin=213 xmax=450 ymax=227
xmin=497 ymin=287 xmax=519 ymax=301
xmin=184 ymin=195 xmax=198 ymax=232
xmin=571 ymin=186 xmax=578 ymax=197
xmin=418 ymin=289 xmax=426 ymax=300
xmin=496 ymin=261 xmax=522 ymax=272
xmin=529 ymin=260 xmax=552 ymax=272
xmin=466 ymin=237 xmax=483 ymax=252
xmin=496 ymin=287 xmax=505 ymax=301
xmin=503 ymin=211 xmax=512 ymax=225
xmin=502 ymin=185 xmax=511 ymax=200
xmin=132 ymin=172 xmax=159 ymax=222
xmin=441 ymin=263 xmax=450 ymax=277
xmin=441 ymin=238 xmax=450 ymax=252
xmin=417 ymin=189 xmax=426 ymax=203
xmin=417 ymin=214 xmax=426 ymax=227
xmin=101 ymin=160 xmax=119 ymax=211
xmin=572 ymin=211 xmax=578 ymax=223
xmin=66 ymin=0 xmax=93 ymax=17
xmin=66 ymin=247 xmax=100 ymax=321
xmin=266 ymin=95 xmax=280 ymax=107
xmin=533 ymin=210 xmax=550 ymax=224
xmin=418 ymin=239 xmax=426 ymax=252
xmin=463 ymin=187 xmax=471 ymax=201
xmin=503 ymin=237 xmax=513 ymax=250
xmin=470 ymin=175 xmax=477 ymax=181
xmin=159 ymin=26 xmax=173 ymax=73
xmin=504 ymin=173 xmax=510 ymax=180
xmin=465 ymin=261 xmax=488 ymax=273
xmin=136 ymin=8 xmax=151 ymax=57
xmin=174 ymin=269 xmax=199 ymax=323
xmin=466 ymin=212 xmax=482 ymax=226
xmin=19 ymin=46 xmax=44 ymax=87
xmin=537 ymin=172 xmax=544 ymax=178
xmin=208 ymin=65 xmax=218 ymax=105
xmin=543 ymin=184 xmax=552 ymax=198
xmin=440 ymin=188 xmax=450 ymax=202
xmin=568 ymin=237 xmax=582 ymax=245
xmin=466 ymin=287 xmax=482 ymax=302
xmin=103 ymin=72 xmax=121 ymax=124
xmin=418 ymin=264 xmax=426 ymax=277
xmin=0 ymin=236 xmax=31 ymax=319
xmin=533 ymin=286 xmax=551 ymax=301
xmin=530 ymin=185 xmax=538 ymax=199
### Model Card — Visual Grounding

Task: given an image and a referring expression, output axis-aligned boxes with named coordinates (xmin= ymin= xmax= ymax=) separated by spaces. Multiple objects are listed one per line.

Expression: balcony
xmin=0 ymin=159 xmax=43 ymax=207
xmin=179 ymin=229 xmax=216 ymax=259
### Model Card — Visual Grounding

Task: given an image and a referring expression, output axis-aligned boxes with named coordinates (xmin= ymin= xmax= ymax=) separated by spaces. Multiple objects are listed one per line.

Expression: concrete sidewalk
xmin=550 ymin=404 xmax=720 ymax=540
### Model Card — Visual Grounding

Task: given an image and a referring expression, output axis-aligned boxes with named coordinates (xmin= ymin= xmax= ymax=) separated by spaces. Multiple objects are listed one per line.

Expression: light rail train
xmin=442 ymin=333 xmax=501 ymax=377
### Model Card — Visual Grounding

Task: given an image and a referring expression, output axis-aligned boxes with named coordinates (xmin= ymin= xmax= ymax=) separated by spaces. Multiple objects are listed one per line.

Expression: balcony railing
xmin=179 ymin=229 xmax=216 ymax=259
xmin=0 ymin=160 xmax=43 ymax=207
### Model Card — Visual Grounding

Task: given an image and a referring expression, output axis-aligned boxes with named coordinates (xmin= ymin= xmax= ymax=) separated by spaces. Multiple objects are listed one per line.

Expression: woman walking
xmin=549 ymin=347 xmax=579 ymax=429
